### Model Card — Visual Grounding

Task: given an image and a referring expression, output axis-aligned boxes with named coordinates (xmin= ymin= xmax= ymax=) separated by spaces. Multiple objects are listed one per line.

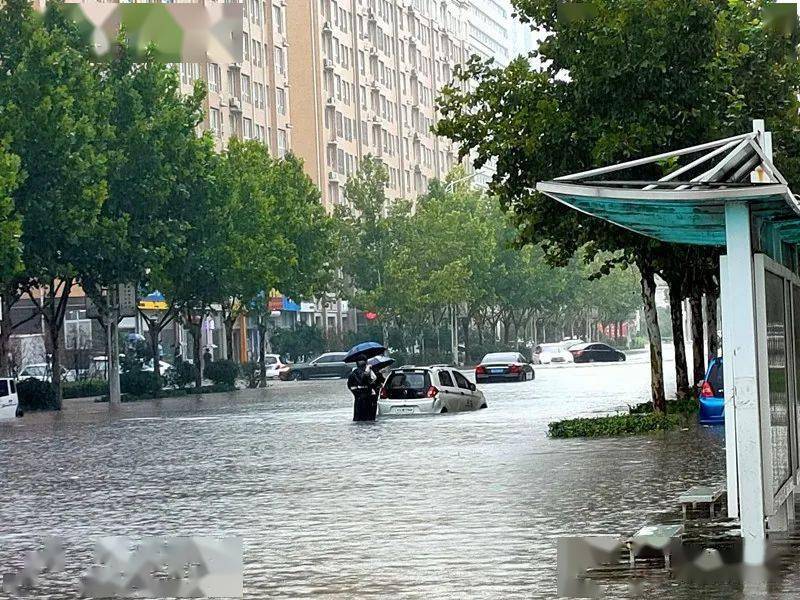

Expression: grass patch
xmin=549 ymin=396 xmax=698 ymax=438
xmin=94 ymin=384 xmax=237 ymax=403
xmin=548 ymin=412 xmax=681 ymax=438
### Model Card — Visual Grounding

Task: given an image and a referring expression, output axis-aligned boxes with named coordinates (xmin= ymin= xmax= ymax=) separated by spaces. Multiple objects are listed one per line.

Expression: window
xmin=253 ymin=39 xmax=262 ymax=66
xmin=209 ymin=107 xmax=221 ymax=135
xmin=243 ymin=117 xmax=253 ymax=139
xmin=274 ymin=46 xmax=286 ymax=74
xmin=453 ymin=371 xmax=472 ymax=390
xmin=0 ymin=380 xmax=8 ymax=397
xmin=9 ymin=380 xmax=15 ymax=394
xmin=273 ymin=4 xmax=284 ymax=33
xmin=438 ymin=371 xmax=454 ymax=388
xmin=277 ymin=129 xmax=287 ymax=157
xmin=241 ymin=74 xmax=251 ymax=103
xmin=276 ymin=87 xmax=286 ymax=115
xmin=207 ymin=63 xmax=221 ymax=93
xmin=243 ymin=33 xmax=250 ymax=61
xmin=65 ymin=309 xmax=92 ymax=350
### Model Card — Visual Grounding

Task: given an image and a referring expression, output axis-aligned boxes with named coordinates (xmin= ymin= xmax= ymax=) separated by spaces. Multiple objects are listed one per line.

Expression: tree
xmin=0 ymin=142 xmax=22 ymax=377
xmin=436 ymin=0 xmax=800 ymax=411
xmin=79 ymin=36 xmax=207 ymax=401
xmin=0 ymin=0 xmax=111 ymax=406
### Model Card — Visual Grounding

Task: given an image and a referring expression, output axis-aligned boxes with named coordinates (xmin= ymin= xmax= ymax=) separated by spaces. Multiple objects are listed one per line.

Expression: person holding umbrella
xmin=345 ymin=342 xmax=386 ymax=421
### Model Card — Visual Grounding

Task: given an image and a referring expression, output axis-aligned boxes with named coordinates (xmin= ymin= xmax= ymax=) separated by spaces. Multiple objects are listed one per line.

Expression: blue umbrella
xmin=368 ymin=356 xmax=395 ymax=371
xmin=345 ymin=341 xmax=387 ymax=363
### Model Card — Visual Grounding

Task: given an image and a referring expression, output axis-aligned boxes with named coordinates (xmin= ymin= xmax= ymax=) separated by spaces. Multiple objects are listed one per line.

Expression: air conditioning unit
xmin=322 ymin=21 xmax=332 ymax=32
xmin=323 ymin=58 xmax=334 ymax=69
xmin=229 ymin=97 xmax=241 ymax=109
xmin=328 ymin=171 xmax=339 ymax=181
xmin=326 ymin=96 xmax=336 ymax=105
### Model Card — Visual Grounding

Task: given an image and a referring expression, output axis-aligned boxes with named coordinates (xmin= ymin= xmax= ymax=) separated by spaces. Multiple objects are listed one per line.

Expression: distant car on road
xmin=568 ymin=342 xmax=626 ymax=363
xmin=532 ymin=343 xmax=574 ymax=365
xmin=699 ymin=356 xmax=724 ymax=425
xmin=378 ymin=366 xmax=486 ymax=416
xmin=282 ymin=352 xmax=351 ymax=380
xmin=18 ymin=363 xmax=72 ymax=382
xmin=260 ymin=354 xmax=287 ymax=379
xmin=475 ymin=352 xmax=535 ymax=382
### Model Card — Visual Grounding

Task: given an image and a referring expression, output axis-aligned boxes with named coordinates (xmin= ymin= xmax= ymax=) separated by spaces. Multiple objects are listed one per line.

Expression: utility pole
xmin=107 ymin=285 xmax=121 ymax=405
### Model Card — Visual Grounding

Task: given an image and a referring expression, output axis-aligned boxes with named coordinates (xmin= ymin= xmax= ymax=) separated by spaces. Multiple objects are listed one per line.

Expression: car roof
xmin=569 ymin=342 xmax=591 ymax=350
xmin=481 ymin=352 xmax=520 ymax=360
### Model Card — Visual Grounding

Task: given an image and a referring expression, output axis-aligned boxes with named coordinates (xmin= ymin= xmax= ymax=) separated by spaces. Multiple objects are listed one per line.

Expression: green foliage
xmin=62 ymin=379 xmax=107 ymax=399
xmin=204 ymin=359 xmax=239 ymax=387
xmin=548 ymin=412 xmax=680 ymax=438
xmin=120 ymin=370 xmax=161 ymax=395
xmin=271 ymin=324 xmax=327 ymax=362
xmin=17 ymin=377 xmax=58 ymax=411
xmin=173 ymin=360 xmax=197 ymax=389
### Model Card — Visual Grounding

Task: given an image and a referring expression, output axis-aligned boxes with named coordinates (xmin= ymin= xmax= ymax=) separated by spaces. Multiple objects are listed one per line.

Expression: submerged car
xmin=378 ymin=366 xmax=486 ymax=416
xmin=475 ymin=352 xmax=535 ymax=382
xmin=0 ymin=378 xmax=19 ymax=420
xmin=283 ymin=352 xmax=351 ymax=380
xmin=699 ymin=357 xmax=724 ymax=425
xmin=532 ymin=343 xmax=574 ymax=365
xmin=569 ymin=342 xmax=626 ymax=363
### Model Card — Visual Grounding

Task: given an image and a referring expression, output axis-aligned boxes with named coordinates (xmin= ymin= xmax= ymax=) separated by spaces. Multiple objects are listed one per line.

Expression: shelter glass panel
xmin=766 ymin=271 xmax=791 ymax=492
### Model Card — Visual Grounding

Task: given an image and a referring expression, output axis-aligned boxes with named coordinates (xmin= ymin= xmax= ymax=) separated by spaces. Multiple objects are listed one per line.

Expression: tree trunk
xmin=0 ymin=289 xmax=16 ymax=377
xmin=706 ymin=294 xmax=719 ymax=360
xmin=224 ymin=316 xmax=235 ymax=360
xmin=107 ymin=313 xmax=121 ymax=405
xmin=258 ymin=321 xmax=267 ymax=388
xmin=185 ymin=311 xmax=202 ymax=389
xmin=689 ymin=293 xmax=705 ymax=385
xmin=640 ymin=266 xmax=666 ymax=412
xmin=668 ymin=282 xmax=691 ymax=399
xmin=462 ymin=311 xmax=472 ymax=364
xmin=149 ymin=323 xmax=161 ymax=392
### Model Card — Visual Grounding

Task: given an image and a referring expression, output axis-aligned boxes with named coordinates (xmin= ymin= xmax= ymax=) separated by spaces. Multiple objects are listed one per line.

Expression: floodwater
xmin=2 ymin=348 xmax=798 ymax=598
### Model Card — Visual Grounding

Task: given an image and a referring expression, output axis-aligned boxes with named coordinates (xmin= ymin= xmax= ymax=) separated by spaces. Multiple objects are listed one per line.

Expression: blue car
xmin=699 ymin=357 xmax=724 ymax=425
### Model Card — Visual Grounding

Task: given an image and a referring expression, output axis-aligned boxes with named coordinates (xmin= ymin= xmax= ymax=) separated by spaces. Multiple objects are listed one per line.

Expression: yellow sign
xmin=138 ymin=300 xmax=169 ymax=311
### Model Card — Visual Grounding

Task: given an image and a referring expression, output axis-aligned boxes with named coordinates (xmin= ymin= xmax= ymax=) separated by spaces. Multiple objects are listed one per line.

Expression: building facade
xmin=287 ymin=0 xmax=470 ymax=208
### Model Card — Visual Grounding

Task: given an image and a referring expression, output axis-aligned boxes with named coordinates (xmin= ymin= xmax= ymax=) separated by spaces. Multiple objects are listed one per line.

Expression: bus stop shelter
xmin=537 ymin=120 xmax=800 ymax=564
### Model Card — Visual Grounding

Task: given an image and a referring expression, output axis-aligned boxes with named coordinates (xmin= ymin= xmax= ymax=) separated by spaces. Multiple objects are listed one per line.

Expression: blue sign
xmin=282 ymin=297 xmax=300 ymax=312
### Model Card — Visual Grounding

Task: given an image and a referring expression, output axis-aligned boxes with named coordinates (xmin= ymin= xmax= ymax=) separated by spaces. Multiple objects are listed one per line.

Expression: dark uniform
xmin=349 ymin=363 xmax=377 ymax=421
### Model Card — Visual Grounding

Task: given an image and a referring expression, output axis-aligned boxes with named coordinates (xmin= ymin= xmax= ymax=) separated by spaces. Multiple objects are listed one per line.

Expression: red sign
xmin=268 ymin=296 xmax=283 ymax=311
xmin=365 ymin=312 xmax=378 ymax=321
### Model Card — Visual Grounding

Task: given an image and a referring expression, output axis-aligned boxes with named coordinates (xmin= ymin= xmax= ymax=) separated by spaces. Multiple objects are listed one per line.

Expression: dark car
xmin=475 ymin=352 xmax=535 ymax=383
xmin=698 ymin=356 xmax=724 ymax=425
xmin=569 ymin=342 xmax=626 ymax=363
xmin=283 ymin=352 xmax=351 ymax=380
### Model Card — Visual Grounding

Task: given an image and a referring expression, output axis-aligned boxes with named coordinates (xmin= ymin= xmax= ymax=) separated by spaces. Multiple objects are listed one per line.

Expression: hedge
xmin=63 ymin=380 xmax=108 ymax=399
xmin=17 ymin=378 xmax=58 ymax=411
xmin=204 ymin=359 xmax=239 ymax=386
xmin=548 ymin=412 xmax=681 ymax=438
xmin=94 ymin=383 xmax=236 ymax=403
xmin=120 ymin=371 xmax=161 ymax=395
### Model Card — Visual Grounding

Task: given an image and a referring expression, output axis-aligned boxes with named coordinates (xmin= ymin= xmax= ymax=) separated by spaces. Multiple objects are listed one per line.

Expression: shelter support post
xmin=723 ymin=201 xmax=766 ymax=564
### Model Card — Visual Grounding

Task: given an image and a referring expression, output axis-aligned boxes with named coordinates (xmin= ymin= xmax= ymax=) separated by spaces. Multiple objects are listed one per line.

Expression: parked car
xmin=141 ymin=360 xmax=174 ymax=375
xmin=0 ymin=377 xmax=18 ymax=420
xmin=260 ymin=354 xmax=287 ymax=379
xmin=475 ymin=352 xmax=535 ymax=382
xmin=378 ymin=366 xmax=486 ymax=416
xmin=569 ymin=342 xmax=626 ymax=363
xmin=532 ymin=343 xmax=574 ymax=365
xmin=282 ymin=352 xmax=351 ymax=380
xmin=18 ymin=363 xmax=72 ymax=382
xmin=699 ymin=357 xmax=724 ymax=425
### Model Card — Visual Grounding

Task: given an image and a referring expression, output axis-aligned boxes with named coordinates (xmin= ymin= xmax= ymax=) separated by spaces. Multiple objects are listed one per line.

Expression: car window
xmin=387 ymin=371 xmax=430 ymax=391
xmin=517 ymin=354 xmax=527 ymax=363
xmin=453 ymin=371 xmax=472 ymax=390
xmin=534 ymin=346 xmax=542 ymax=354
xmin=438 ymin=371 xmax=454 ymax=387
xmin=265 ymin=356 xmax=278 ymax=364
xmin=707 ymin=361 xmax=724 ymax=395
xmin=314 ymin=355 xmax=331 ymax=364
xmin=482 ymin=353 xmax=518 ymax=363
xmin=0 ymin=380 xmax=7 ymax=397
xmin=10 ymin=380 xmax=15 ymax=394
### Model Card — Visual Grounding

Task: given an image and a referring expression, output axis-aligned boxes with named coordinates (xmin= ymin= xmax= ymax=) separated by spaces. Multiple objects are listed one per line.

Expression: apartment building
xmin=172 ymin=0 xmax=292 ymax=157
xmin=287 ymin=0 xmax=471 ymax=208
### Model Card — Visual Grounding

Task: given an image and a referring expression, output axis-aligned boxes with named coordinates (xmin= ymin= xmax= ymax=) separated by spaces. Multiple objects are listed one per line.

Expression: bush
xmin=120 ymin=370 xmax=161 ymax=395
xmin=172 ymin=360 xmax=197 ymax=388
xmin=629 ymin=396 xmax=699 ymax=415
xmin=204 ymin=359 xmax=239 ymax=386
xmin=548 ymin=412 xmax=680 ymax=438
xmin=63 ymin=380 xmax=108 ymax=399
xmin=17 ymin=378 xmax=59 ymax=411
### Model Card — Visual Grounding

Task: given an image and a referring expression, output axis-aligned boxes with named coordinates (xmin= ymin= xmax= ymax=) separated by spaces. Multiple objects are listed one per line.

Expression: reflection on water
xmin=1 ymin=355 xmax=797 ymax=598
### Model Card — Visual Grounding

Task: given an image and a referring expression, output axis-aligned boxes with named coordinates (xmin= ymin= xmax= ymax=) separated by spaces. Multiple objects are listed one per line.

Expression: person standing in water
xmin=348 ymin=359 xmax=377 ymax=421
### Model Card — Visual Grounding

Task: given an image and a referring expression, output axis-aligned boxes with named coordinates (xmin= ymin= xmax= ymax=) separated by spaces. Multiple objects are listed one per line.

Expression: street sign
xmin=118 ymin=284 xmax=137 ymax=317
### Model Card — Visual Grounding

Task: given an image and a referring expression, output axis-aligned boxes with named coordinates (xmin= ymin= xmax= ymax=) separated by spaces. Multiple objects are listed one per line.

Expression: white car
xmin=141 ymin=360 xmax=174 ymax=374
xmin=532 ymin=343 xmax=575 ymax=365
xmin=18 ymin=363 xmax=72 ymax=382
xmin=0 ymin=378 xmax=18 ymax=420
xmin=262 ymin=354 xmax=287 ymax=379
xmin=377 ymin=366 xmax=487 ymax=416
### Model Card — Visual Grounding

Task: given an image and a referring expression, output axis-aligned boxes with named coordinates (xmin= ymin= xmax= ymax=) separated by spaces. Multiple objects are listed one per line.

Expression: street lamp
xmin=445 ymin=171 xmax=479 ymax=193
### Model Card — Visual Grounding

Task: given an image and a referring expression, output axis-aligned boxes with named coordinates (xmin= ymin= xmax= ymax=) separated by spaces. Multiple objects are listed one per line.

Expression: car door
xmin=331 ymin=354 xmax=350 ymax=378
xmin=453 ymin=371 xmax=476 ymax=411
xmin=436 ymin=370 xmax=460 ymax=411
xmin=597 ymin=344 xmax=615 ymax=362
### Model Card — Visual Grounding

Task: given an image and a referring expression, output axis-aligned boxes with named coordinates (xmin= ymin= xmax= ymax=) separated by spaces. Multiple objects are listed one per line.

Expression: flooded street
xmin=4 ymin=348 xmax=795 ymax=598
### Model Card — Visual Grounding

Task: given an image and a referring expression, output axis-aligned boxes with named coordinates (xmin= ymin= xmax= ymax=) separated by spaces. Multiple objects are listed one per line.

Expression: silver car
xmin=378 ymin=366 xmax=487 ymax=416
